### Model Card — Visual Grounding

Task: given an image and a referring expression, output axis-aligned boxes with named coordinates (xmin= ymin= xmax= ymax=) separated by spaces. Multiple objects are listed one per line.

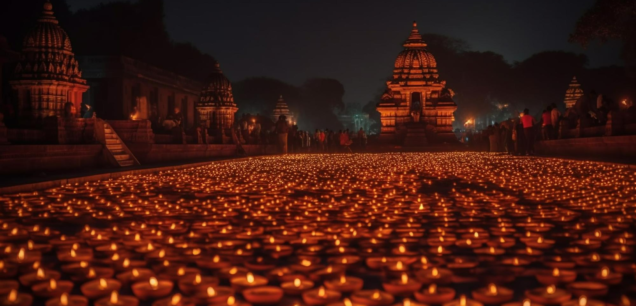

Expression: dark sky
xmin=68 ymin=0 xmax=624 ymax=105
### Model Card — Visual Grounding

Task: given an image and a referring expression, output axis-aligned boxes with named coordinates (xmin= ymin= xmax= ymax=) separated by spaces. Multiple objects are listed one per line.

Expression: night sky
xmin=67 ymin=0 xmax=623 ymax=105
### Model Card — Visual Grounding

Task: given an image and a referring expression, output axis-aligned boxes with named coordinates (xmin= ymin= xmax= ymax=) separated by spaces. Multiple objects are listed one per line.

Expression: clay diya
xmin=525 ymin=285 xmax=571 ymax=304
xmin=324 ymin=275 xmax=364 ymax=293
xmin=501 ymin=298 xmax=543 ymax=306
xmin=382 ymin=274 xmax=422 ymax=296
xmin=94 ymin=291 xmax=140 ymax=306
xmin=471 ymin=284 xmax=513 ymax=304
xmin=177 ymin=274 xmax=219 ymax=295
xmin=45 ymin=294 xmax=88 ymax=306
xmin=32 ymin=279 xmax=74 ymax=298
xmin=535 ymin=268 xmax=577 ymax=285
xmin=302 ymin=287 xmax=342 ymax=306
xmin=587 ymin=267 xmax=622 ymax=285
xmin=415 ymin=267 xmax=452 ymax=285
xmin=116 ymin=268 xmax=155 ymax=286
xmin=566 ymin=282 xmax=608 ymax=298
xmin=561 ymin=296 xmax=605 ymax=306
xmin=242 ymin=286 xmax=284 ymax=305
xmin=0 ymin=280 xmax=19 ymax=295
xmin=131 ymin=277 xmax=173 ymax=300
xmin=80 ymin=278 xmax=121 ymax=300
xmin=230 ymin=273 xmax=268 ymax=292
xmin=151 ymin=294 xmax=195 ymax=306
xmin=193 ymin=286 xmax=234 ymax=305
xmin=1 ymin=289 xmax=32 ymax=306
xmin=442 ymin=295 xmax=483 ymax=306
xmin=414 ymin=284 xmax=455 ymax=305
xmin=281 ymin=278 xmax=315 ymax=296
xmin=350 ymin=290 xmax=394 ymax=306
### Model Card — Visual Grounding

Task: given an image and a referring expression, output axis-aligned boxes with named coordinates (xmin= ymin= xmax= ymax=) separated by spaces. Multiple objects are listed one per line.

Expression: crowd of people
xmin=469 ymin=90 xmax=636 ymax=156
xmin=272 ymin=115 xmax=367 ymax=154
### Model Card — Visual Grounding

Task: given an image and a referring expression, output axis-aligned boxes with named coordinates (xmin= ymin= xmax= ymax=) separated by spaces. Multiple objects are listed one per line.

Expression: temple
xmin=564 ymin=76 xmax=584 ymax=109
xmin=272 ymin=95 xmax=294 ymax=124
xmin=376 ymin=22 xmax=457 ymax=145
xmin=196 ymin=63 xmax=238 ymax=137
xmin=10 ymin=1 xmax=89 ymax=123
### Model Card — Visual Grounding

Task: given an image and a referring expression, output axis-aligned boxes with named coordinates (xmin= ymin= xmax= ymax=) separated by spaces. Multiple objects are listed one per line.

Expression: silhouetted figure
xmin=275 ymin=115 xmax=289 ymax=154
xmin=521 ymin=108 xmax=536 ymax=155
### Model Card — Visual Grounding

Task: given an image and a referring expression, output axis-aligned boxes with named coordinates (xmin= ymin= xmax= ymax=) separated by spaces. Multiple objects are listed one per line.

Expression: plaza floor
xmin=0 ymin=153 xmax=635 ymax=306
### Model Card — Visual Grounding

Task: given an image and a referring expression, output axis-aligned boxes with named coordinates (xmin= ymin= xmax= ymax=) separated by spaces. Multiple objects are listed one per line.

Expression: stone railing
xmin=557 ymin=111 xmax=636 ymax=139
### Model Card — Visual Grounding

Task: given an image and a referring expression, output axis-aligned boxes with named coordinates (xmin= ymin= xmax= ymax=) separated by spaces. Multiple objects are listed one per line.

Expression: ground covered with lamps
xmin=0 ymin=153 xmax=635 ymax=306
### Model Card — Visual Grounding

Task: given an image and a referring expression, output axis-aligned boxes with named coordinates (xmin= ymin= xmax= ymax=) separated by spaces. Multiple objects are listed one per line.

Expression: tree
xmin=301 ymin=78 xmax=345 ymax=130
xmin=570 ymin=0 xmax=636 ymax=69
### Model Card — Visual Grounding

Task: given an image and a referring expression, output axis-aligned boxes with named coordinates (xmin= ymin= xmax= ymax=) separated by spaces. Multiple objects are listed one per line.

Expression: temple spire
xmin=404 ymin=21 xmax=426 ymax=48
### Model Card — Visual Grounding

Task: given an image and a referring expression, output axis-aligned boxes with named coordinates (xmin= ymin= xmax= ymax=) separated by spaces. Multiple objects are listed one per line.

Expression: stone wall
xmin=536 ymin=135 xmax=636 ymax=160
xmin=128 ymin=143 xmax=274 ymax=164
xmin=0 ymin=144 xmax=104 ymax=175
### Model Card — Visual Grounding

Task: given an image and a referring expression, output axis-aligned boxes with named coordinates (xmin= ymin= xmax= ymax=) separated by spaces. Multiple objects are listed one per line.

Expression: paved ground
xmin=0 ymin=153 xmax=634 ymax=305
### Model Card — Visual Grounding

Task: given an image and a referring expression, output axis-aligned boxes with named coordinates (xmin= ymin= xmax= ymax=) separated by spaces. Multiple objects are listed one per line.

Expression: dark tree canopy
xmin=570 ymin=0 xmax=636 ymax=67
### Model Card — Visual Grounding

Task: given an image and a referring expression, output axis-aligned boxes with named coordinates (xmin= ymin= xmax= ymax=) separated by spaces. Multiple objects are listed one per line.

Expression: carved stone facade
xmin=272 ymin=95 xmax=294 ymax=124
xmin=564 ymin=76 xmax=584 ymax=109
xmin=376 ymin=22 xmax=457 ymax=144
xmin=79 ymin=56 xmax=202 ymax=129
xmin=196 ymin=63 xmax=237 ymax=131
xmin=10 ymin=1 xmax=89 ymax=122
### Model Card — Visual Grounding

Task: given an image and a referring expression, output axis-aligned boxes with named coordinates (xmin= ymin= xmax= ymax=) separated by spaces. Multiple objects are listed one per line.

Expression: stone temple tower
xmin=196 ymin=63 xmax=238 ymax=133
xmin=11 ymin=0 xmax=89 ymax=122
xmin=376 ymin=22 xmax=457 ymax=145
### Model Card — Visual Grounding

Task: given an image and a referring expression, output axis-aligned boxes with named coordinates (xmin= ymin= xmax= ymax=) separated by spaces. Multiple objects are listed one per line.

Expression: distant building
xmin=564 ymin=76 xmax=584 ymax=109
xmin=196 ymin=63 xmax=237 ymax=132
xmin=272 ymin=95 xmax=294 ymax=124
xmin=339 ymin=112 xmax=370 ymax=133
xmin=79 ymin=55 xmax=203 ymax=130
xmin=376 ymin=22 xmax=457 ymax=144
xmin=10 ymin=1 xmax=88 ymax=122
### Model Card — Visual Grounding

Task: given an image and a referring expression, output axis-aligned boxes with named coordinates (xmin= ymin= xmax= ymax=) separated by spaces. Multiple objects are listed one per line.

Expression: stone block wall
xmin=0 ymin=144 xmax=104 ymax=175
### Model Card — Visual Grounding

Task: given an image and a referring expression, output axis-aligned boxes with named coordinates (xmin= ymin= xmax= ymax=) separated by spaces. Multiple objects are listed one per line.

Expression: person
xmin=541 ymin=107 xmax=552 ymax=140
xmin=357 ymin=128 xmax=367 ymax=150
xmin=275 ymin=115 xmax=290 ymax=154
xmin=339 ymin=130 xmax=352 ymax=153
xmin=550 ymin=103 xmax=560 ymax=138
xmin=521 ymin=108 xmax=536 ymax=155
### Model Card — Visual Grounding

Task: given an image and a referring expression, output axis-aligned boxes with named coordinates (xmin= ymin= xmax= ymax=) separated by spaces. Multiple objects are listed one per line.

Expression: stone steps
xmin=101 ymin=122 xmax=138 ymax=167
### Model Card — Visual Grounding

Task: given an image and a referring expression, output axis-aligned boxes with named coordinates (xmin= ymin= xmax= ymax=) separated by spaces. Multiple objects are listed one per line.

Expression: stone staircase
xmin=404 ymin=123 xmax=428 ymax=147
xmin=96 ymin=119 xmax=140 ymax=167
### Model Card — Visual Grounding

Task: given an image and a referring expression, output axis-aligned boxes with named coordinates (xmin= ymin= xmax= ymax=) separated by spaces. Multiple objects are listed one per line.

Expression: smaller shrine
xmin=196 ymin=63 xmax=238 ymax=135
xmin=272 ymin=95 xmax=294 ymax=125
xmin=564 ymin=76 xmax=584 ymax=109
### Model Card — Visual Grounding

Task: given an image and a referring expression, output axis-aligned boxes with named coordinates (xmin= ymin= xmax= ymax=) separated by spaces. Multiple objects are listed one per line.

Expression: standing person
xmin=550 ymin=103 xmax=560 ymax=139
xmin=521 ymin=108 xmax=536 ymax=155
xmin=275 ymin=115 xmax=289 ymax=154
xmin=541 ymin=107 xmax=552 ymax=140
xmin=319 ymin=130 xmax=326 ymax=151
xmin=357 ymin=128 xmax=367 ymax=150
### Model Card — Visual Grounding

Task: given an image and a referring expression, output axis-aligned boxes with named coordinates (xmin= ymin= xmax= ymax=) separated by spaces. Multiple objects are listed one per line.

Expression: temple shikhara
xmin=377 ymin=22 xmax=457 ymax=145
xmin=196 ymin=63 xmax=238 ymax=136
xmin=10 ymin=1 xmax=88 ymax=123
xmin=272 ymin=95 xmax=294 ymax=124
xmin=564 ymin=76 xmax=584 ymax=109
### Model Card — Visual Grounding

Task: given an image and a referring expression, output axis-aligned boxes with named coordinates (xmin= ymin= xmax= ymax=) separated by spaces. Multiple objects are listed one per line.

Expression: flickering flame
xmin=246 ymin=273 xmax=254 ymax=283
xmin=553 ymin=268 xmax=560 ymax=277
xmin=50 ymin=279 xmax=57 ymax=290
xmin=229 ymin=267 xmax=237 ymax=274
xmin=301 ymin=259 xmax=312 ymax=267
xmin=170 ymin=294 xmax=181 ymax=305
xmin=523 ymin=299 xmax=531 ymax=306
xmin=431 ymin=267 xmax=439 ymax=277
xmin=123 ymin=258 xmax=130 ymax=268
xmin=372 ymin=290 xmax=381 ymax=300
xmin=404 ymin=298 xmax=411 ymax=306
xmin=99 ymin=278 xmax=108 ymax=290
xmin=59 ymin=293 xmax=68 ymax=306
xmin=177 ymin=267 xmax=185 ymax=276
xmin=207 ymin=287 xmax=216 ymax=297
xmin=7 ymin=289 xmax=17 ymax=302
xmin=132 ymin=269 xmax=140 ymax=277
xmin=149 ymin=277 xmax=159 ymax=290
xmin=547 ymin=285 xmax=555 ymax=294
xmin=401 ymin=273 xmax=408 ymax=284
xmin=579 ymin=296 xmax=588 ymax=306
xmin=110 ymin=243 xmax=117 ymax=251
xmin=344 ymin=298 xmax=353 ymax=306
xmin=428 ymin=284 xmax=437 ymax=294
xmin=488 ymin=283 xmax=497 ymax=295
xmin=194 ymin=274 xmax=201 ymax=284
xmin=318 ymin=287 xmax=326 ymax=297
xmin=601 ymin=267 xmax=609 ymax=278
xmin=340 ymin=275 xmax=347 ymax=284
xmin=460 ymin=295 xmax=467 ymax=306
xmin=213 ymin=255 xmax=220 ymax=263
xmin=36 ymin=268 xmax=45 ymax=279
xmin=396 ymin=261 xmax=404 ymax=270
xmin=80 ymin=261 xmax=88 ymax=268
xmin=437 ymin=246 xmax=443 ymax=253
xmin=17 ymin=248 xmax=25 ymax=261
xmin=227 ymin=296 xmax=235 ymax=305
xmin=621 ymin=295 xmax=630 ymax=306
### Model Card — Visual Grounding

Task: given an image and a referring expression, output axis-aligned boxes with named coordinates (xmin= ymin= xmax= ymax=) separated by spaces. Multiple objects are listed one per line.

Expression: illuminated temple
xmin=377 ymin=22 xmax=457 ymax=145
xmin=564 ymin=76 xmax=584 ymax=109
xmin=272 ymin=95 xmax=294 ymax=124
xmin=196 ymin=63 xmax=238 ymax=133
xmin=10 ymin=1 xmax=89 ymax=122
